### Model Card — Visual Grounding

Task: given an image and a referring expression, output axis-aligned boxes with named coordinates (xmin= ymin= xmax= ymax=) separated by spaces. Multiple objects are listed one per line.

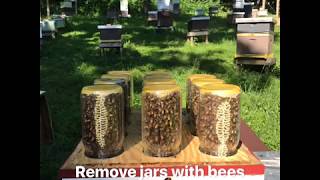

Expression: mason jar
xmin=81 ymin=85 xmax=124 ymax=158
xmin=198 ymin=84 xmax=241 ymax=157
xmin=142 ymin=84 xmax=182 ymax=157
xmin=101 ymin=74 xmax=131 ymax=115
xmin=186 ymin=74 xmax=216 ymax=114
xmin=143 ymin=78 xmax=176 ymax=86
xmin=94 ymin=78 xmax=129 ymax=135
xmin=189 ymin=78 xmax=225 ymax=135
xmin=107 ymin=71 xmax=134 ymax=107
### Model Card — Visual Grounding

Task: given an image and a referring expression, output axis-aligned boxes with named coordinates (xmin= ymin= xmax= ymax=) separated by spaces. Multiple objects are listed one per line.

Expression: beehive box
xmin=243 ymin=2 xmax=254 ymax=18
xmin=52 ymin=17 xmax=66 ymax=29
xmin=148 ymin=11 xmax=158 ymax=21
xmin=236 ymin=17 xmax=275 ymax=33
xmin=229 ymin=12 xmax=245 ymax=24
xmin=98 ymin=25 xmax=122 ymax=42
xmin=188 ymin=16 xmax=210 ymax=32
xmin=209 ymin=6 xmax=219 ymax=16
xmin=236 ymin=33 xmax=274 ymax=59
xmin=42 ymin=20 xmax=56 ymax=32
xmin=157 ymin=10 xmax=173 ymax=27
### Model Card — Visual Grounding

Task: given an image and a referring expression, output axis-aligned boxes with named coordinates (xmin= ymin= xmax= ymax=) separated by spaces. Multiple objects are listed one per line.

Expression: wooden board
xmin=235 ymin=17 xmax=275 ymax=24
xmin=187 ymin=31 xmax=208 ymax=37
xmin=235 ymin=58 xmax=276 ymax=66
xmin=61 ymin=110 xmax=263 ymax=170
xmin=99 ymin=42 xmax=122 ymax=48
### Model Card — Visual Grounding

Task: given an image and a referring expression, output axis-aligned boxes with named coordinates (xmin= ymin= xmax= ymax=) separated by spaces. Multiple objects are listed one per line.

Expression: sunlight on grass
xmin=76 ymin=62 xmax=97 ymax=76
xmin=62 ymin=31 xmax=88 ymax=38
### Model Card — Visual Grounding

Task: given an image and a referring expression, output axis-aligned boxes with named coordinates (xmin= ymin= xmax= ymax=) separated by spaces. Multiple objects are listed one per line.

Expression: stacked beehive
xmin=235 ymin=17 xmax=276 ymax=65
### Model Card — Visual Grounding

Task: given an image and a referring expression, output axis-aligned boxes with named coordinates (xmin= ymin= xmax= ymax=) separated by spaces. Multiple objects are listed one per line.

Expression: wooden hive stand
xmin=59 ymin=109 xmax=267 ymax=179
xmin=99 ymin=40 xmax=123 ymax=57
xmin=187 ymin=31 xmax=209 ymax=45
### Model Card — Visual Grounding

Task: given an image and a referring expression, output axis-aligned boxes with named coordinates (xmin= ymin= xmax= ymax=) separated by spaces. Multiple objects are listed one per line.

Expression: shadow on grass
xmin=274 ymin=31 xmax=280 ymax=42
xmin=199 ymin=58 xmax=227 ymax=74
xmin=224 ymin=68 xmax=274 ymax=92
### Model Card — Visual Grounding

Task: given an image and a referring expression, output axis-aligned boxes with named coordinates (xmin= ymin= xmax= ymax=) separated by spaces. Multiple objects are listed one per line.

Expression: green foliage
xmin=180 ymin=0 xmax=220 ymax=14
xmin=77 ymin=0 xmax=119 ymax=16
xmin=76 ymin=0 xmax=153 ymax=16
xmin=43 ymin=0 xmax=224 ymax=16
xmin=42 ymin=0 xmax=279 ymax=17
xmin=128 ymin=0 xmax=145 ymax=14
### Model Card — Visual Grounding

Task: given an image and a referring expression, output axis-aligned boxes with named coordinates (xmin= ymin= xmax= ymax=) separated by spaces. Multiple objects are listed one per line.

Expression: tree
xmin=276 ymin=0 xmax=279 ymax=25
xmin=276 ymin=0 xmax=279 ymax=17
xmin=46 ymin=0 xmax=50 ymax=17
xmin=262 ymin=0 xmax=266 ymax=9
xmin=75 ymin=0 xmax=78 ymax=15
xmin=143 ymin=0 xmax=151 ymax=14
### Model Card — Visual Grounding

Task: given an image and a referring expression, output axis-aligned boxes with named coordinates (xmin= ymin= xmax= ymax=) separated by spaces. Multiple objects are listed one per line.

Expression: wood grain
xmin=61 ymin=109 xmax=262 ymax=169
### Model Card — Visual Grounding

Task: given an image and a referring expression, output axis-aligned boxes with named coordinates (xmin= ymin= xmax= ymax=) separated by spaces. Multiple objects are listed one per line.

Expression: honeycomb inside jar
xmin=198 ymin=84 xmax=241 ymax=157
xmin=81 ymin=85 xmax=125 ymax=158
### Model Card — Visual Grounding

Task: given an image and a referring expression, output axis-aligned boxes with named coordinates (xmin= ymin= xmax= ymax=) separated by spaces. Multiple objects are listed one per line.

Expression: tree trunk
xmin=262 ymin=0 xmax=266 ymax=10
xmin=75 ymin=0 xmax=78 ymax=15
xmin=276 ymin=0 xmax=280 ymax=25
xmin=144 ymin=0 xmax=151 ymax=14
xmin=276 ymin=0 xmax=280 ymax=17
xmin=46 ymin=0 xmax=50 ymax=17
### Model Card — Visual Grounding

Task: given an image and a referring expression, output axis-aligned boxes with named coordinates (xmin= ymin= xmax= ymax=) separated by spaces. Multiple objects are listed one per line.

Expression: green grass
xmin=40 ymin=12 xmax=280 ymax=180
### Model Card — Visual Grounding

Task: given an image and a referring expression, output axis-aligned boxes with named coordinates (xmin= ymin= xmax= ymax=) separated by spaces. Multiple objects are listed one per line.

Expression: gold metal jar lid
xmin=94 ymin=78 xmax=125 ymax=85
xmin=188 ymin=74 xmax=217 ymax=82
xmin=143 ymin=84 xmax=180 ymax=97
xmin=108 ymin=71 xmax=133 ymax=82
xmin=143 ymin=78 xmax=176 ymax=86
xmin=81 ymin=85 xmax=123 ymax=95
xmin=192 ymin=78 xmax=225 ymax=88
xmin=200 ymin=84 xmax=241 ymax=97
xmin=101 ymin=74 xmax=130 ymax=82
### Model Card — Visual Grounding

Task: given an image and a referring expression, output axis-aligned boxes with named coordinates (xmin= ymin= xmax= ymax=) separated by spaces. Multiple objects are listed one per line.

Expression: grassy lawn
xmin=40 ymin=11 xmax=280 ymax=180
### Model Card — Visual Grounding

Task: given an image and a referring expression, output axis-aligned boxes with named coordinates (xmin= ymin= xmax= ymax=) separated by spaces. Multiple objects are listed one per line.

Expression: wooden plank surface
xmin=61 ymin=109 xmax=263 ymax=170
xmin=187 ymin=31 xmax=208 ymax=37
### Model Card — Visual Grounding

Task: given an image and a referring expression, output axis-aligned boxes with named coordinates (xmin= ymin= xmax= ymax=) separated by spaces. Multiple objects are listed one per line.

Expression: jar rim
xmin=81 ymin=85 xmax=123 ymax=95
xmin=200 ymin=84 xmax=241 ymax=97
